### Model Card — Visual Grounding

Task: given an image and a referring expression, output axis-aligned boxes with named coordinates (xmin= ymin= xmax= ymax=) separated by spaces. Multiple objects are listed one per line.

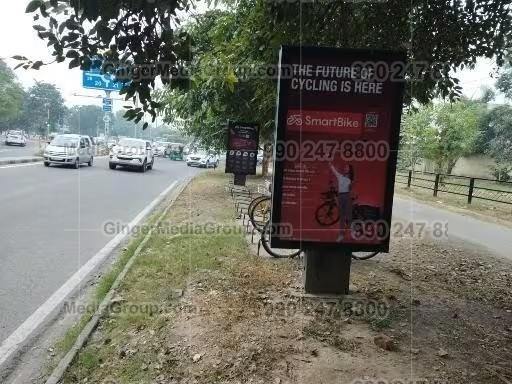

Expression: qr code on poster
xmin=365 ymin=112 xmax=379 ymax=128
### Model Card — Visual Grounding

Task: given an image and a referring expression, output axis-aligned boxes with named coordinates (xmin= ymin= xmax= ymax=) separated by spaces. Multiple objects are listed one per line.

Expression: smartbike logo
xmin=286 ymin=110 xmax=364 ymax=135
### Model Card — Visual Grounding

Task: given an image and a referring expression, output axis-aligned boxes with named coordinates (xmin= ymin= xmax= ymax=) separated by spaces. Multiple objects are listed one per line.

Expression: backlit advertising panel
xmin=225 ymin=121 xmax=259 ymax=175
xmin=271 ymin=46 xmax=406 ymax=251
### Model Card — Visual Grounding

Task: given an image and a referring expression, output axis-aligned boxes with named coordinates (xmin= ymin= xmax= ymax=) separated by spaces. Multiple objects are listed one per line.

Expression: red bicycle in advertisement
xmin=315 ymin=179 xmax=381 ymax=227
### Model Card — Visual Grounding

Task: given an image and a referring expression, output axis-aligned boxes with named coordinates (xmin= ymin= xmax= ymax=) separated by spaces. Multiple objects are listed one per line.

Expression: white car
xmin=43 ymin=134 xmax=94 ymax=168
xmin=109 ymin=138 xmax=154 ymax=172
xmin=257 ymin=150 xmax=264 ymax=165
xmin=107 ymin=138 xmax=118 ymax=149
xmin=153 ymin=141 xmax=171 ymax=157
xmin=5 ymin=130 xmax=27 ymax=146
xmin=186 ymin=151 xmax=219 ymax=168
xmin=94 ymin=137 xmax=106 ymax=146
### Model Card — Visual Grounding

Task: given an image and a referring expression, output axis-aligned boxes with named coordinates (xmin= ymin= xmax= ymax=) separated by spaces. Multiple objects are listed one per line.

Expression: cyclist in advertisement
xmin=329 ymin=163 xmax=355 ymax=241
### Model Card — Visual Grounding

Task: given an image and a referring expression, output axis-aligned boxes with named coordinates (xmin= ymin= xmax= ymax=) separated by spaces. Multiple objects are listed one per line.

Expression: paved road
xmin=0 ymin=140 xmax=41 ymax=159
xmin=393 ymin=196 xmax=512 ymax=260
xmin=0 ymin=157 xmax=202 ymax=343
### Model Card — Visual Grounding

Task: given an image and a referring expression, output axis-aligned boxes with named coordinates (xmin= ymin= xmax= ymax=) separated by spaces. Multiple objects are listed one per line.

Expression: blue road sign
xmin=103 ymin=97 xmax=113 ymax=112
xmin=82 ymin=71 xmax=125 ymax=91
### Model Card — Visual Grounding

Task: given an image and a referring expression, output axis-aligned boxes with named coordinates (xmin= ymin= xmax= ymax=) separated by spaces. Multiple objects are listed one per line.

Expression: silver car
xmin=5 ymin=130 xmax=27 ymax=146
xmin=43 ymin=134 xmax=94 ymax=168
xmin=186 ymin=151 xmax=219 ymax=168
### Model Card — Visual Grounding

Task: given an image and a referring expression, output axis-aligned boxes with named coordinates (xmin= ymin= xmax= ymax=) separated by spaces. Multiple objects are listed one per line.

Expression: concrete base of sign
xmin=303 ymin=247 xmax=352 ymax=295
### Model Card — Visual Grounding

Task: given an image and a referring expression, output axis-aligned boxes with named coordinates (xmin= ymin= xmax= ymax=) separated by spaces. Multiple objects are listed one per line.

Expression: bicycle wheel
xmin=249 ymin=196 xmax=271 ymax=233
xmin=246 ymin=195 xmax=264 ymax=219
xmin=315 ymin=202 xmax=339 ymax=226
xmin=351 ymin=252 xmax=379 ymax=260
xmin=247 ymin=195 xmax=266 ymax=217
xmin=261 ymin=221 xmax=302 ymax=259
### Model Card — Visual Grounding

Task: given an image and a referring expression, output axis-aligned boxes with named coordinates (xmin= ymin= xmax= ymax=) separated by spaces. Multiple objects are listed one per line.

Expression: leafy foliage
xmin=160 ymin=0 xmax=512 ymax=148
xmin=431 ymin=101 xmax=483 ymax=173
xmin=482 ymin=105 xmax=512 ymax=174
xmin=399 ymin=105 xmax=434 ymax=170
xmin=158 ymin=10 xmax=268 ymax=149
xmin=22 ymin=82 xmax=67 ymax=134
xmin=66 ymin=105 xmax=104 ymax=137
xmin=469 ymin=85 xmax=512 ymax=178
xmin=496 ymin=65 xmax=512 ymax=99
xmin=20 ymin=0 xmax=193 ymax=124
xmin=400 ymin=101 xmax=484 ymax=173
xmin=0 ymin=60 xmax=25 ymax=124
xmin=22 ymin=0 xmax=512 ymax=142
xmin=110 ymin=110 xmax=182 ymax=140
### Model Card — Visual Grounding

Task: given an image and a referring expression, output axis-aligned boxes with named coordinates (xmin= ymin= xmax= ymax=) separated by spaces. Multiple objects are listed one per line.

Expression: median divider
xmin=0 ymin=157 xmax=43 ymax=166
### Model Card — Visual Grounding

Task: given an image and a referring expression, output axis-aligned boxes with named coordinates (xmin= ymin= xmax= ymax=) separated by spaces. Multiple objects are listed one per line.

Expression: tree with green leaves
xmin=109 ymin=110 xmax=172 ymax=140
xmin=158 ymin=1 xmax=512 ymax=174
xmin=22 ymin=0 xmax=512 ymax=120
xmin=159 ymin=10 xmax=264 ymax=147
xmin=399 ymin=104 xmax=435 ymax=170
xmin=66 ymin=105 xmax=103 ymax=136
xmin=430 ymin=101 xmax=483 ymax=174
xmin=18 ymin=0 xmax=193 ymax=126
xmin=479 ymin=86 xmax=496 ymax=104
xmin=481 ymin=105 xmax=512 ymax=181
xmin=496 ymin=65 xmax=512 ymax=100
xmin=112 ymin=110 xmax=139 ymax=138
xmin=485 ymin=66 xmax=512 ymax=180
xmin=22 ymin=82 xmax=67 ymax=135
xmin=0 ymin=60 xmax=25 ymax=128
xmin=401 ymin=101 xmax=483 ymax=174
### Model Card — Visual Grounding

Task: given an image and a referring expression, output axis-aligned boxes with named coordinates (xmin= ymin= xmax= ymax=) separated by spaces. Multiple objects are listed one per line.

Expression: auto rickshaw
xmin=167 ymin=143 xmax=185 ymax=161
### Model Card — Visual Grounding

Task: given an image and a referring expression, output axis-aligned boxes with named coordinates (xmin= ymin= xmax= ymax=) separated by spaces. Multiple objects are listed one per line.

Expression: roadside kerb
xmin=0 ymin=155 xmax=111 ymax=166
xmin=0 ymin=157 xmax=42 ymax=166
xmin=44 ymin=176 xmax=193 ymax=384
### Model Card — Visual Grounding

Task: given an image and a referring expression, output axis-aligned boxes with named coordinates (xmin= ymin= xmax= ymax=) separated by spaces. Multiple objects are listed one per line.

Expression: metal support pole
xmin=433 ymin=174 xmax=440 ymax=197
xmin=234 ymin=174 xmax=247 ymax=186
xmin=468 ymin=178 xmax=475 ymax=204
xmin=47 ymin=106 xmax=50 ymax=139
xmin=134 ymin=99 xmax=138 ymax=138
xmin=304 ymin=246 xmax=352 ymax=295
xmin=104 ymin=91 xmax=112 ymax=139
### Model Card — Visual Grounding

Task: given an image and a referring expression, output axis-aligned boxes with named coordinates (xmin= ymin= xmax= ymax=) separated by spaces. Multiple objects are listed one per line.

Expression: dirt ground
xmin=60 ymin=171 xmax=512 ymax=384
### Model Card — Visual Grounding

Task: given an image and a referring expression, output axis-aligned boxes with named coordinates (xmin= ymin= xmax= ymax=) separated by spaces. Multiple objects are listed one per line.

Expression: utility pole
xmin=46 ymin=104 xmax=50 ymax=139
xmin=134 ymin=98 xmax=139 ymax=138
xmin=104 ymin=90 xmax=112 ymax=139
xmin=152 ymin=114 xmax=157 ymax=141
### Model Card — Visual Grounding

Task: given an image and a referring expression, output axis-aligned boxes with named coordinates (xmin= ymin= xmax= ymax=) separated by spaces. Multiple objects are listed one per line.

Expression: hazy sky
xmin=0 ymin=1 xmax=504 ymax=111
xmin=1 ymin=1 xmax=99 ymax=107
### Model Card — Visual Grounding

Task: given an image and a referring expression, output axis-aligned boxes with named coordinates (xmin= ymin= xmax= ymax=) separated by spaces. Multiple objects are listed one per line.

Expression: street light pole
xmin=152 ymin=114 xmax=157 ymax=141
xmin=46 ymin=104 xmax=50 ymax=139
xmin=104 ymin=90 xmax=111 ymax=139
xmin=134 ymin=98 xmax=138 ymax=138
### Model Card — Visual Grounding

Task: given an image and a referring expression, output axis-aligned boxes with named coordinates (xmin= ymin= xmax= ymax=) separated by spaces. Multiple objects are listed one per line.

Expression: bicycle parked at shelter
xmin=245 ymin=181 xmax=380 ymax=260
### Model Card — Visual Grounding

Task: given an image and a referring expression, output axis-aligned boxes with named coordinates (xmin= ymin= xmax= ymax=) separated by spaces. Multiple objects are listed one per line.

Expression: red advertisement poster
xmin=271 ymin=46 xmax=406 ymax=252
